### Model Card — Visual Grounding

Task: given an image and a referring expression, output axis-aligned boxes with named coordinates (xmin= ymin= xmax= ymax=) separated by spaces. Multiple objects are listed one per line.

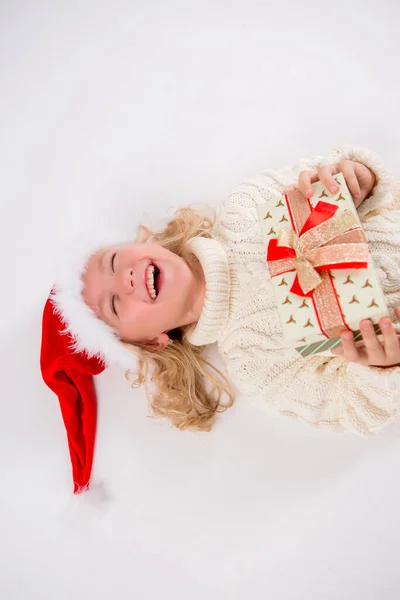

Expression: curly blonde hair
xmin=125 ymin=207 xmax=235 ymax=431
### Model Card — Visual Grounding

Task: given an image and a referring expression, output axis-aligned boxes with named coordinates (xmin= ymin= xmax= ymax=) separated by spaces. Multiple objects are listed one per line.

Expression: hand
xmin=330 ymin=309 xmax=400 ymax=367
xmin=284 ymin=160 xmax=376 ymax=208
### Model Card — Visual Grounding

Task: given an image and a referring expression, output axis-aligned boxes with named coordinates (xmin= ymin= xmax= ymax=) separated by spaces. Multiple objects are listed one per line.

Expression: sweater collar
xmin=185 ymin=236 xmax=231 ymax=347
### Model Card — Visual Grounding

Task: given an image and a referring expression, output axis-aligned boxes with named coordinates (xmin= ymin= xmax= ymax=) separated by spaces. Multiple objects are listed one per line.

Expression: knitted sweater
xmin=186 ymin=147 xmax=400 ymax=436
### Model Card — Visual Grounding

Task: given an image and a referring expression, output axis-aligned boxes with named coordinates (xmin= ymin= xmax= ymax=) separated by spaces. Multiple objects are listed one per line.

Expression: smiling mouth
xmin=145 ymin=263 xmax=161 ymax=299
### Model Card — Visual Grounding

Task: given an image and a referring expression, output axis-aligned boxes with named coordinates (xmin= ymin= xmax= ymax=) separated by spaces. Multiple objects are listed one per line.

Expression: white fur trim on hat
xmin=51 ymin=229 xmax=137 ymax=370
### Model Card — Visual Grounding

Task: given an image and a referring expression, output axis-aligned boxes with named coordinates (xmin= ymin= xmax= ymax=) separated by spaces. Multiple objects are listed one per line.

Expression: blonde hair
xmin=125 ymin=207 xmax=235 ymax=431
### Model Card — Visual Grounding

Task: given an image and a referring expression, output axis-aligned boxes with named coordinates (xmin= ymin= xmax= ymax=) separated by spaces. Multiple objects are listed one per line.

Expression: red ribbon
xmin=267 ymin=201 xmax=368 ymax=297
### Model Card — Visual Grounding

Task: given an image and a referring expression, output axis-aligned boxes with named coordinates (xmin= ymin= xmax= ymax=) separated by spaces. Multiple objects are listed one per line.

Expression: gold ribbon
xmin=276 ymin=209 xmax=369 ymax=294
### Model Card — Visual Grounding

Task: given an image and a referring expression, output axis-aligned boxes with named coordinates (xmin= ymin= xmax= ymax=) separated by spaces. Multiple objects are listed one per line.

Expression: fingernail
xmin=353 ymin=193 xmax=360 ymax=199
xmin=342 ymin=332 xmax=353 ymax=341
xmin=360 ymin=320 xmax=371 ymax=331
xmin=330 ymin=185 xmax=338 ymax=193
xmin=306 ymin=187 xmax=313 ymax=197
xmin=381 ymin=318 xmax=391 ymax=329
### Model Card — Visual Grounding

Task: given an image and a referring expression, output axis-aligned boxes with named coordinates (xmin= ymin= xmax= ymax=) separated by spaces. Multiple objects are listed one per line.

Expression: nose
xmin=118 ymin=268 xmax=135 ymax=295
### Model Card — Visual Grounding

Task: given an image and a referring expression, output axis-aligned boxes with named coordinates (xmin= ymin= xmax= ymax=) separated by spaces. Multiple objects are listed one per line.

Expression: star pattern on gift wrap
xmin=286 ymin=315 xmax=296 ymax=324
xmin=278 ymin=277 xmax=288 ymax=286
xmin=362 ymin=279 xmax=373 ymax=288
xmin=275 ymin=199 xmax=285 ymax=208
xmin=299 ymin=299 xmax=309 ymax=309
xmin=303 ymin=318 xmax=314 ymax=328
xmin=344 ymin=275 xmax=354 ymax=285
xmin=319 ymin=190 xmax=328 ymax=198
xmin=279 ymin=215 xmax=289 ymax=223
xmin=335 ymin=193 xmax=345 ymax=202
xmin=282 ymin=296 xmax=292 ymax=305
xmin=263 ymin=211 xmax=273 ymax=219
xmin=297 ymin=337 xmax=307 ymax=343
xmin=349 ymin=294 xmax=360 ymax=304
xmin=267 ymin=227 xmax=276 ymax=236
xmin=368 ymin=298 xmax=379 ymax=308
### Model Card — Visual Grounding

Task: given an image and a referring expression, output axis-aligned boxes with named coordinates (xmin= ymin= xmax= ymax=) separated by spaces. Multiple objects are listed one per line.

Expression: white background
xmin=1 ymin=1 xmax=400 ymax=599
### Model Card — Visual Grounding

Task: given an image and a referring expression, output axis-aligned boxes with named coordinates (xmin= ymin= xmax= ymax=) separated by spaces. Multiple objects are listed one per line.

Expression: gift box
xmin=256 ymin=173 xmax=389 ymax=356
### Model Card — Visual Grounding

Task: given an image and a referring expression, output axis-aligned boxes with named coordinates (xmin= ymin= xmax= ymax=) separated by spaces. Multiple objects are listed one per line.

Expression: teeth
xmin=146 ymin=265 xmax=157 ymax=299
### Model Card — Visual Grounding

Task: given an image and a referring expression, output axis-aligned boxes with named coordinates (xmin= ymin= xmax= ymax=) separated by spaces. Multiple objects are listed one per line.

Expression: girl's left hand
xmin=283 ymin=160 xmax=376 ymax=208
xmin=330 ymin=308 xmax=400 ymax=367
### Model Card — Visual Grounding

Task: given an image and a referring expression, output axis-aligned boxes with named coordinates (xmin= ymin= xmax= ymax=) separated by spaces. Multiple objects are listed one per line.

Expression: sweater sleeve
xmin=224 ymin=342 xmax=400 ymax=436
xmin=261 ymin=145 xmax=395 ymax=219
xmin=218 ymin=146 xmax=400 ymax=436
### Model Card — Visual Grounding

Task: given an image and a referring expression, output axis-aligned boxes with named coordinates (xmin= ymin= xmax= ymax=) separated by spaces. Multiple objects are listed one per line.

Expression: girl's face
xmin=82 ymin=243 xmax=205 ymax=348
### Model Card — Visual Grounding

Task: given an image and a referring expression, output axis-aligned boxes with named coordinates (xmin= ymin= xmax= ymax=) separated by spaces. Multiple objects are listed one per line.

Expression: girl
xmin=41 ymin=146 xmax=400 ymax=493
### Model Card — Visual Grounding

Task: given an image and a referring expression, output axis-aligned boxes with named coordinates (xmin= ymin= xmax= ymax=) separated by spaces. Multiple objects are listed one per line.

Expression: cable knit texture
xmin=187 ymin=147 xmax=400 ymax=436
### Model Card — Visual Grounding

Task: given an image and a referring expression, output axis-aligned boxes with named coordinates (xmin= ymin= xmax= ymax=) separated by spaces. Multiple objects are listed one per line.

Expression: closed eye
xmin=110 ymin=252 xmax=117 ymax=273
xmin=111 ymin=294 xmax=118 ymax=317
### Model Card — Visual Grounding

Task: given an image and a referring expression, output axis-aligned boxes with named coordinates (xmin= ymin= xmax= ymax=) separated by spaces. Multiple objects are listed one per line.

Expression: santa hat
xmin=40 ymin=230 xmax=136 ymax=493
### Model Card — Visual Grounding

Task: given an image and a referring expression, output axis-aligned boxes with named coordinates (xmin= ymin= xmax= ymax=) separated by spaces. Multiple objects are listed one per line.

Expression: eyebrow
xmin=98 ymin=250 xmax=106 ymax=274
xmin=95 ymin=251 xmax=111 ymax=323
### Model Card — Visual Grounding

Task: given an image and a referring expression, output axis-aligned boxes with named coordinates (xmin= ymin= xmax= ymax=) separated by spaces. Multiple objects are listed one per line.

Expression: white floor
xmin=1 ymin=1 xmax=400 ymax=599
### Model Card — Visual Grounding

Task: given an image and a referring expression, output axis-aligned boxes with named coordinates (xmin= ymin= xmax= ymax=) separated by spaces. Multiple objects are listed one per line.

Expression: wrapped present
xmin=256 ymin=173 xmax=389 ymax=356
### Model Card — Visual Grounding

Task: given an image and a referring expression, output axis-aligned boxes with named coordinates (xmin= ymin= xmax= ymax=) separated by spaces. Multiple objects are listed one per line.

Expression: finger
xmin=380 ymin=317 xmax=400 ymax=364
xmin=317 ymin=165 xmax=340 ymax=195
xmin=330 ymin=343 xmax=344 ymax=355
xmin=395 ymin=306 xmax=400 ymax=321
xmin=298 ymin=170 xmax=319 ymax=198
xmin=340 ymin=330 xmax=362 ymax=362
xmin=359 ymin=319 xmax=385 ymax=363
xmin=340 ymin=160 xmax=361 ymax=201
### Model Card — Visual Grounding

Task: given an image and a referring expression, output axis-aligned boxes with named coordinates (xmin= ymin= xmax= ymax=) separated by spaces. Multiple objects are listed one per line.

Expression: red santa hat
xmin=40 ymin=230 xmax=136 ymax=494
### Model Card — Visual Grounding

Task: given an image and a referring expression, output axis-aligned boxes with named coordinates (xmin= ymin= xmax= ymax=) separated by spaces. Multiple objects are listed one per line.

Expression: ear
xmin=140 ymin=332 xmax=170 ymax=353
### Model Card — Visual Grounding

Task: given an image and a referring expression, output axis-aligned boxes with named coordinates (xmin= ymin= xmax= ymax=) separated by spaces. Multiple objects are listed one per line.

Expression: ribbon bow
xmin=267 ymin=201 xmax=369 ymax=296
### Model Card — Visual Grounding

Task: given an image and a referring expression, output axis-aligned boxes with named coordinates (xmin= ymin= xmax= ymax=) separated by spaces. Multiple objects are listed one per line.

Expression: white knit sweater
xmin=186 ymin=147 xmax=400 ymax=436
